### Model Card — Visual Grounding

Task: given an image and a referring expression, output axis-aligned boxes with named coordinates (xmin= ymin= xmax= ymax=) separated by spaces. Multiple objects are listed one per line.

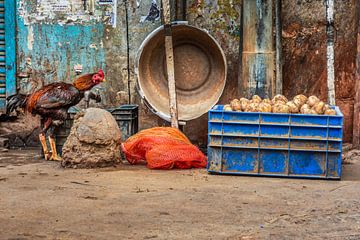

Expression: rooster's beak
xmin=102 ymin=78 xmax=106 ymax=82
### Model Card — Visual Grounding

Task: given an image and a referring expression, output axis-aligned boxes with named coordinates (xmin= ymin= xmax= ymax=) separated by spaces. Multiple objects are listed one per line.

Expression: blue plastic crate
xmin=207 ymin=105 xmax=343 ymax=179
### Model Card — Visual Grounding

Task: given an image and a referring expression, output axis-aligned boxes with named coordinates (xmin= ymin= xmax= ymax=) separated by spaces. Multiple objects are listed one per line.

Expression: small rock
xmin=342 ymin=149 xmax=360 ymax=164
xmin=0 ymin=147 xmax=9 ymax=152
xmin=61 ymin=108 xmax=122 ymax=168
xmin=342 ymin=143 xmax=353 ymax=152
xmin=0 ymin=137 xmax=9 ymax=148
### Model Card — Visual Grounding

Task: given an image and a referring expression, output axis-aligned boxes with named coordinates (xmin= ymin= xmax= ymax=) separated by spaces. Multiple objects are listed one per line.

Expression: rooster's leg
xmin=39 ymin=118 xmax=52 ymax=160
xmin=48 ymin=125 xmax=62 ymax=161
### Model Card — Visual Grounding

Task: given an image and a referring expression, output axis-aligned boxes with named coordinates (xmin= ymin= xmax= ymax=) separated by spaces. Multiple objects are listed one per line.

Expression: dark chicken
xmin=6 ymin=69 xmax=106 ymax=161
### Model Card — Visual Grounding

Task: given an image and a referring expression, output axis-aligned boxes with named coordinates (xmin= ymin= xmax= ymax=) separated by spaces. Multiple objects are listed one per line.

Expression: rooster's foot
xmin=50 ymin=155 xmax=62 ymax=161
xmin=44 ymin=151 xmax=52 ymax=161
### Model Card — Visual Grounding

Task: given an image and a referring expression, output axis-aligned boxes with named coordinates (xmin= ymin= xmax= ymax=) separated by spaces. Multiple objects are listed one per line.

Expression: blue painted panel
xmin=208 ymin=122 xmax=222 ymax=135
xmin=260 ymin=138 xmax=288 ymax=148
xmin=223 ymin=123 xmax=259 ymax=136
xmin=261 ymin=125 xmax=289 ymax=137
xmin=0 ymin=0 xmax=16 ymax=109
xmin=291 ymin=126 xmax=328 ymax=139
xmin=16 ymin=3 xmax=106 ymax=87
xmin=222 ymin=136 xmax=258 ymax=148
xmin=260 ymin=150 xmax=287 ymax=174
xmin=222 ymin=148 xmax=258 ymax=172
xmin=261 ymin=114 xmax=290 ymax=124
xmin=291 ymin=115 xmax=328 ymax=126
xmin=5 ymin=0 xmax=16 ymax=97
xmin=222 ymin=112 xmax=259 ymax=123
xmin=289 ymin=151 xmax=325 ymax=176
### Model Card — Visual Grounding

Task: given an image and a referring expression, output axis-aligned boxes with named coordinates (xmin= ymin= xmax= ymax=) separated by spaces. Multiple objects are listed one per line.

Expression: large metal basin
xmin=136 ymin=23 xmax=227 ymax=122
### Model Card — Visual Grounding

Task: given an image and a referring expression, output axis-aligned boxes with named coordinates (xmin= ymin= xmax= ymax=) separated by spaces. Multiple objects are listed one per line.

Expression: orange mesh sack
xmin=125 ymin=127 xmax=191 ymax=145
xmin=146 ymin=143 xmax=207 ymax=170
xmin=121 ymin=127 xmax=207 ymax=169
xmin=121 ymin=127 xmax=191 ymax=164
xmin=122 ymin=135 xmax=186 ymax=164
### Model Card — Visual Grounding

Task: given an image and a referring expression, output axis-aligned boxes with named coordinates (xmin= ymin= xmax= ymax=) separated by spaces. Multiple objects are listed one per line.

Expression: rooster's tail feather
xmin=6 ymin=94 xmax=28 ymax=115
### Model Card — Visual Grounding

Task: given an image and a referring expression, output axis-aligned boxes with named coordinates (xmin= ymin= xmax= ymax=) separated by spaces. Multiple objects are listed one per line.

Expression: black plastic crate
xmin=107 ymin=104 xmax=139 ymax=141
xmin=40 ymin=105 xmax=138 ymax=156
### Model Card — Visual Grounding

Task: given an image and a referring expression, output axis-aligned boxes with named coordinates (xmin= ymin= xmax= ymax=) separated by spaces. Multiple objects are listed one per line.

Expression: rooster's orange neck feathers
xmin=72 ymin=74 xmax=96 ymax=91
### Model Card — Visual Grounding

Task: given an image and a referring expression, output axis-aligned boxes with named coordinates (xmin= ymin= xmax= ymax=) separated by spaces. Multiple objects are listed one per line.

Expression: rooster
xmin=6 ymin=69 xmax=106 ymax=161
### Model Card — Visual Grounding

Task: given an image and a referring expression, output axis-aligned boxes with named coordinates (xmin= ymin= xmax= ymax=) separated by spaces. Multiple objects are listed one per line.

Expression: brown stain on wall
xmin=282 ymin=0 xmax=358 ymax=142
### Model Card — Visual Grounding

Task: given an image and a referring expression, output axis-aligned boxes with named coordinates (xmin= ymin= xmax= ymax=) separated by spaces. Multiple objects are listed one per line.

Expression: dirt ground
xmin=1 ymin=149 xmax=360 ymax=240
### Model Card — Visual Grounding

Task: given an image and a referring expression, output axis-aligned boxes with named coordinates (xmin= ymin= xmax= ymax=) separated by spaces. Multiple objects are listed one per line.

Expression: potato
xmin=310 ymin=109 xmax=317 ymax=115
xmin=258 ymin=102 xmax=272 ymax=113
xmin=307 ymin=95 xmax=320 ymax=107
xmin=240 ymin=98 xmax=250 ymax=111
xmin=224 ymin=104 xmax=232 ymax=111
xmin=312 ymin=101 xmax=325 ymax=114
xmin=324 ymin=109 xmax=336 ymax=115
xmin=272 ymin=103 xmax=290 ymax=113
xmin=293 ymin=94 xmax=307 ymax=107
xmin=300 ymin=104 xmax=311 ymax=114
xmin=245 ymin=102 xmax=259 ymax=112
xmin=230 ymin=99 xmax=241 ymax=111
xmin=272 ymin=94 xmax=288 ymax=104
xmin=286 ymin=101 xmax=299 ymax=113
xmin=262 ymin=98 xmax=272 ymax=105
xmin=323 ymin=104 xmax=330 ymax=111
xmin=272 ymin=100 xmax=287 ymax=106
xmin=251 ymin=95 xmax=262 ymax=103
xmin=301 ymin=108 xmax=311 ymax=114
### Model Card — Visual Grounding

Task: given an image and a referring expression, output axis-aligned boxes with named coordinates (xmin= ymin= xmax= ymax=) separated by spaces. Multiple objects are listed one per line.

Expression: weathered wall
xmin=282 ymin=0 xmax=358 ymax=142
xmin=184 ymin=0 xmax=241 ymax=146
xmin=17 ymin=0 xmax=107 ymax=94
xmin=7 ymin=0 xmax=360 ymax=147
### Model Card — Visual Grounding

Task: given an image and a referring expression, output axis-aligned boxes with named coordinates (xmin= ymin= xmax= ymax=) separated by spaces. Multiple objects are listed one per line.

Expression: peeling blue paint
xmin=16 ymin=8 xmax=106 ymax=87
xmin=0 ymin=0 xmax=16 ymax=110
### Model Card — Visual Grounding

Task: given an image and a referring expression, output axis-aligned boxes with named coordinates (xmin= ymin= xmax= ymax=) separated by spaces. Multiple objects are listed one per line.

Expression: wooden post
xmin=353 ymin=2 xmax=360 ymax=148
xmin=326 ymin=0 xmax=336 ymax=106
xmin=275 ymin=0 xmax=283 ymax=94
xmin=162 ymin=0 xmax=179 ymax=128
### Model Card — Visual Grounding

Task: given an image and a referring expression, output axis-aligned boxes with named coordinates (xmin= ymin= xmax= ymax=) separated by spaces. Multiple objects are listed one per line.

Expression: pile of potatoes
xmin=224 ymin=94 xmax=337 ymax=115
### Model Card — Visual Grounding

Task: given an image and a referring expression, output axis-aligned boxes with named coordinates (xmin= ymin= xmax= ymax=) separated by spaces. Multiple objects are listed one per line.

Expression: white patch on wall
xmin=27 ymin=25 xmax=34 ymax=51
xmin=38 ymin=0 xmax=71 ymax=13
xmin=18 ymin=0 xmax=117 ymax=26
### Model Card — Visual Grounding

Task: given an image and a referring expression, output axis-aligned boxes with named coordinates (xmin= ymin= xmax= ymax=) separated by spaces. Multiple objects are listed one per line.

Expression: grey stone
xmin=0 ymin=137 xmax=9 ymax=148
xmin=61 ymin=108 xmax=122 ymax=168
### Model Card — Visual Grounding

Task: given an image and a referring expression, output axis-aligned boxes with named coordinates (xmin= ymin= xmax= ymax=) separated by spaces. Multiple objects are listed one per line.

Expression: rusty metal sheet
xmin=136 ymin=23 xmax=227 ymax=122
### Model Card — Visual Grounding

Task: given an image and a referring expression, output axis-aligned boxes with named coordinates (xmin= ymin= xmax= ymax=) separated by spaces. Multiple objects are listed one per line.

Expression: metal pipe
xmin=275 ymin=0 xmax=283 ymax=94
xmin=241 ymin=0 xmax=275 ymax=99
xmin=326 ymin=0 xmax=336 ymax=105
xmin=124 ymin=0 xmax=131 ymax=104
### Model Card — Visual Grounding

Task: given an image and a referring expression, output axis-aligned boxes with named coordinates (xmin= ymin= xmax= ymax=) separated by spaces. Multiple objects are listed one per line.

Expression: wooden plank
xmin=162 ymin=0 xmax=179 ymax=128
xmin=353 ymin=2 xmax=360 ymax=148
xmin=5 ymin=0 xmax=16 ymax=98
